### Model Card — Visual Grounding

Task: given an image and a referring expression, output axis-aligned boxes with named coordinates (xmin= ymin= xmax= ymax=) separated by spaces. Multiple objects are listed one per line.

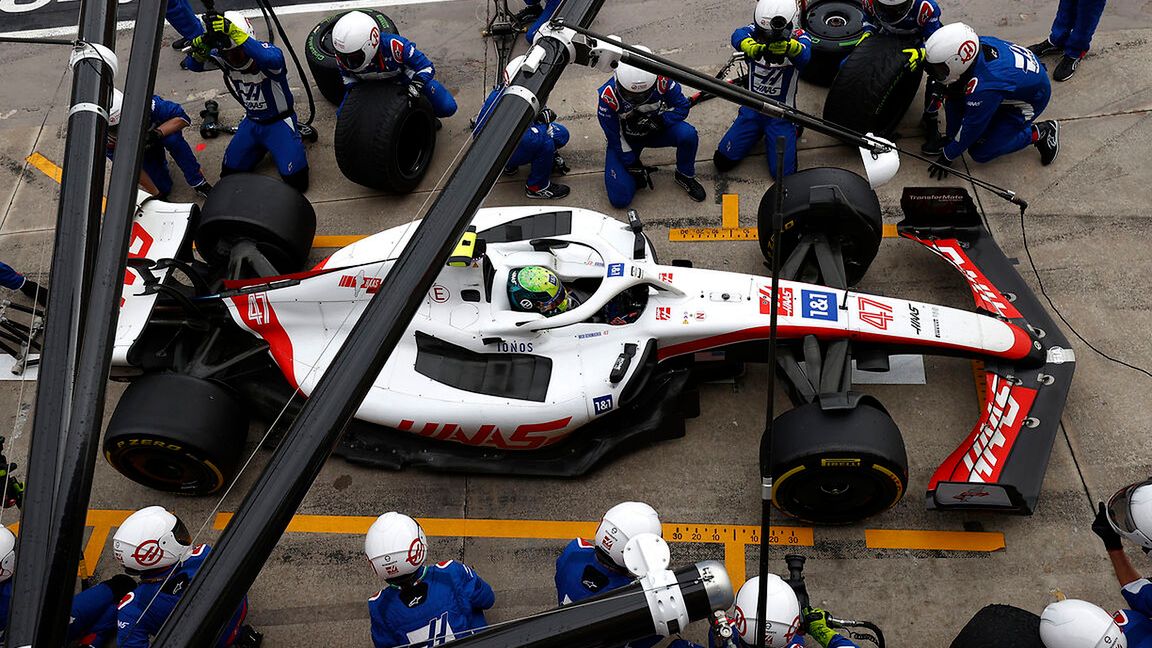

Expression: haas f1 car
xmin=104 ymin=169 xmax=1072 ymax=524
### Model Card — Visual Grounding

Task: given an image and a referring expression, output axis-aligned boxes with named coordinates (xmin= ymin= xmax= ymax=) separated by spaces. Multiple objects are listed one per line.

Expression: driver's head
xmin=508 ymin=266 xmax=572 ymax=316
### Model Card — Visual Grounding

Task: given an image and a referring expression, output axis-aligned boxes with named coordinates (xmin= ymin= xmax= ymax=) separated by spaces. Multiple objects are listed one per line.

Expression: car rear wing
xmin=897 ymin=187 xmax=1075 ymax=515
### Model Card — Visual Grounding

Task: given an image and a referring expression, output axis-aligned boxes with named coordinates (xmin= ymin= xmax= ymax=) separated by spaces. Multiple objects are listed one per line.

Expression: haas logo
xmin=957 ymin=39 xmax=977 ymax=63
xmin=369 ymin=26 xmax=380 ymax=48
xmin=132 ymin=540 xmax=164 ymax=567
xmin=406 ymin=537 xmax=426 ymax=566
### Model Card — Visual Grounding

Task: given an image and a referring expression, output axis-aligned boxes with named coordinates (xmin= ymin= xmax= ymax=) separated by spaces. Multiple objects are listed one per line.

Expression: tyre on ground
xmin=770 ymin=400 xmax=909 ymax=524
xmin=103 ymin=373 xmax=248 ymax=495
xmin=757 ymin=167 xmax=882 ymax=287
xmin=305 ymin=10 xmax=399 ymax=105
xmin=950 ymin=605 xmax=1045 ymax=648
xmin=799 ymin=0 xmax=869 ymax=86
xmin=195 ymin=173 xmax=317 ymax=274
xmin=822 ymin=33 xmax=924 ymax=135
xmin=335 ymin=82 xmax=438 ymax=194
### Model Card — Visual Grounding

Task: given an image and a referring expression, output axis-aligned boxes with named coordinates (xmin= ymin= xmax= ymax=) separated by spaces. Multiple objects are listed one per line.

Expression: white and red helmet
xmin=112 ymin=505 xmax=192 ymax=573
xmin=0 ymin=526 xmax=15 ymax=583
xmin=924 ymin=22 xmax=980 ymax=85
xmin=365 ymin=512 xmax=428 ymax=580
xmin=595 ymin=501 xmax=662 ymax=568
xmin=1040 ymin=599 xmax=1126 ymax=648
xmin=332 ymin=10 xmax=380 ymax=73
xmin=614 ymin=45 xmax=658 ymax=103
xmin=732 ymin=575 xmax=801 ymax=646
xmin=108 ymin=89 xmax=123 ymax=127
xmin=754 ymin=0 xmax=799 ymax=32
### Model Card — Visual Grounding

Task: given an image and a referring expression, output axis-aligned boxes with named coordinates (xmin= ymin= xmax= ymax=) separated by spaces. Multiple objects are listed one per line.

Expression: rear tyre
xmin=757 ymin=167 xmax=882 ymax=286
xmin=195 ymin=173 xmax=317 ymax=274
xmin=104 ymin=373 xmax=247 ymax=495
xmin=771 ymin=401 xmax=908 ymax=524
xmin=823 ymin=34 xmax=924 ymax=135
xmin=305 ymin=10 xmax=399 ymax=105
xmin=950 ymin=605 xmax=1044 ymax=648
xmin=800 ymin=0 xmax=868 ymax=86
xmin=335 ymin=82 xmax=438 ymax=193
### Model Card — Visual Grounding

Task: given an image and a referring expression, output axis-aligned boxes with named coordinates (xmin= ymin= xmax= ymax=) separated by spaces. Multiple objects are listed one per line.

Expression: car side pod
xmin=897 ymin=187 xmax=1075 ymax=515
xmin=859 ymin=133 xmax=900 ymax=189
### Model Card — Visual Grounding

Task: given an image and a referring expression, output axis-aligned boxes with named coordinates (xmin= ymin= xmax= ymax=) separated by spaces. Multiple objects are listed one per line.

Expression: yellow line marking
xmin=864 ymin=529 xmax=1005 ymax=552
xmin=971 ymin=360 xmax=987 ymax=411
xmin=882 ymin=223 xmax=897 ymax=238
xmin=314 ymin=234 xmax=368 ymax=248
xmin=83 ymin=525 xmax=111 ymax=577
xmin=725 ymin=541 xmax=745 ymax=587
xmin=721 ymin=194 xmax=739 ymax=229
xmin=26 ymin=152 xmax=63 ymax=183
xmin=669 ymin=222 xmax=900 ymax=242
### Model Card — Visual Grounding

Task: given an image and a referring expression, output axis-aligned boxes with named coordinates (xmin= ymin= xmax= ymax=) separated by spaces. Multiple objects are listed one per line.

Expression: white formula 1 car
xmin=103 ymin=169 xmax=1072 ymax=524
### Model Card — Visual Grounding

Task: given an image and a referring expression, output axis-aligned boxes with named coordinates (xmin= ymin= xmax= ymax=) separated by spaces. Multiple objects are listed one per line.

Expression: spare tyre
xmin=822 ymin=33 xmax=924 ymax=136
xmin=104 ymin=373 xmax=247 ymax=495
xmin=757 ymin=167 xmax=882 ymax=287
xmin=951 ymin=605 xmax=1044 ymax=648
xmin=305 ymin=10 xmax=399 ymax=105
xmin=799 ymin=0 xmax=869 ymax=86
xmin=335 ymin=82 xmax=437 ymax=193
xmin=196 ymin=173 xmax=317 ymax=274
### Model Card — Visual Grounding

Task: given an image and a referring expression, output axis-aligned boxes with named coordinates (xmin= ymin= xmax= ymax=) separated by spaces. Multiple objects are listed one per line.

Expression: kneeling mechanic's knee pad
xmin=713 ymin=150 xmax=739 ymax=172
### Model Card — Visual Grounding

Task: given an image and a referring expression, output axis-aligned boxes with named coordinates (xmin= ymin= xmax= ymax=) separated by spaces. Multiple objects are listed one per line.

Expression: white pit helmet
xmin=872 ymin=0 xmax=915 ymax=26
xmin=1040 ymin=599 xmax=1126 ymax=648
xmin=595 ymin=501 xmax=661 ymax=569
xmin=614 ymin=45 xmax=658 ymax=104
xmin=503 ymin=54 xmax=527 ymax=86
xmin=732 ymin=575 xmax=801 ymax=647
xmin=109 ymin=89 xmax=123 ymax=127
xmin=365 ymin=512 xmax=428 ymax=580
xmin=0 ymin=526 xmax=15 ymax=583
xmin=1106 ymin=479 xmax=1152 ymax=550
xmin=924 ymin=22 xmax=981 ymax=85
xmin=332 ymin=10 xmax=380 ymax=73
xmin=754 ymin=0 xmax=799 ymax=33
xmin=112 ymin=505 xmax=192 ymax=573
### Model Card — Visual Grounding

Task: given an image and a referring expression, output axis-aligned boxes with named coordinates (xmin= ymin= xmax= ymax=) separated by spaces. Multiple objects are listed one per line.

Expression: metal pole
xmin=6 ymin=0 xmax=118 ymax=642
xmin=755 ymin=140 xmax=787 ymax=648
xmin=40 ymin=0 xmax=170 ymax=641
xmin=152 ymin=2 xmax=604 ymax=643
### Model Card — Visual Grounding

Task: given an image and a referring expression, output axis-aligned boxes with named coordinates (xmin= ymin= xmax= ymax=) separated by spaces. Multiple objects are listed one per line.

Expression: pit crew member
xmin=515 ymin=0 xmax=561 ymax=43
xmin=711 ymin=574 xmax=806 ymax=647
xmin=923 ymin=23 xmax=1059 ymax=179
xmin=1039 ymin=599 xmax=1128 ymax=648
xmin=185 ymin=12 xmax=310 ymax=193
xmin=331 ymin=11 xmax=458 ymax=118
xmin=1095 ymin=480 xmax=1152 ymax=645
xmin=858 ymin=0 xmax=948 ymax=152
xmin=0 ymin=525 xmax=136 ymax=646
xmin=365 ymin=512 xmax=494 ymax=647
xmin=1028 ymin=0 xmax=1108 ymax=81
xmin=106 ymin=89 xmax=212 ymax=200
xmin=597 ymin=45 xmax=706 ymax=208
xmin=0 ymin=260 xmax=48 ymax=307
xmin=713 ymin=0 xmax=811 ymax=178
xmin=166 ymin=0 xmax=205 ymax=51
xmin=113 ymin=506 xmax=260 ymax=647
xmin=475 ymin=55 xmax=571 ymax=199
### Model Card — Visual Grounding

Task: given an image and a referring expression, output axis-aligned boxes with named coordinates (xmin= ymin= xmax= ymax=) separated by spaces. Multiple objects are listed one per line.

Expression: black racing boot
xmin=1027 ymin=39 xmax=1059 ymax=57
xmin=171 ymin=37 xmax=190 ymax=51
xmin=526 ymin=182 xmax=570 ymax=199
xmin=19 ymin=279 xmax=48 ymax=307
xmin=193 ymin=181 xmax=213 ymax=200
xmin=919 ymin=114 xmax=945 ymax=155
xmin=1053 ymin=55 xmax=1080 ymax=81
xmin=1034 ymin=120 xmax=1060 ymax=165
xmin=552 ymin=153 xmax=570 ymax=176
xmin=233 ymin=625 xmax=263 ymax=647
xmin=675 ymin=172 xmax=706 ymax=202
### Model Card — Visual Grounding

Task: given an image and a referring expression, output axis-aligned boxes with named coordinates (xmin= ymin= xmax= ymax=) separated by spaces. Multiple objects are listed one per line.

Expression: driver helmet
xmin=1106 ymin=479 xmax=1152 ymax=549
xmin=332 ymin=10 xmax=381 ymax=73
xmin=0 ymin=526 xmax=15 ymax=583
xmin=924 ymin=22 xmax=981 ymax=85
xmin=1040 ymin=599 xmax=1126 ymax=648
xmin=108 ymin=88 xmax=123 ymax=128
xmin=508 ymin=266 xmax=575 ymax=317
xmin=112 ymin=505 xmax=192 ymax=574
xmin=365 ymin=512 xmax=428 ymax=582
xmin=614 ymin=45 xmax=658 ymax=105
xmin=871 ymin=0 xmax=915 ymax=27
xmin=595 ymin=501 xmax=662 ymax=569
xmin=732 ymin=575 xmax=801 ymax=646
xmin=754 ymin=0 xmax=799 ymax=40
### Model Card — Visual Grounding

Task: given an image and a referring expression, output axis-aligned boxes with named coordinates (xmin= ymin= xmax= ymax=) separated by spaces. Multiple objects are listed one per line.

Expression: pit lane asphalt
xmin=2 ymin=0 xmax=1152 ymax=644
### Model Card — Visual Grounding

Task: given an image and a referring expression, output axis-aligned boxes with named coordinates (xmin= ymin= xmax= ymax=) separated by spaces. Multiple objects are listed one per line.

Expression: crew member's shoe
xmin=503 ymin=165 xmax=519 ymax=176
xmin=526 ymin=183 xmax=571 ymax=199
xmin=674 ymin=172 xmax=706 ymax=202
xmin=1053 ymin=55 xmax=1080 ymax=81
xmin=1034 ymin=120 xmax=1059 ymax=166
xmin=552 ymin=154 xmax=570 ymax=175
xmin=234 ymin=625 xmax=264 ymax=647
xmin=919 ymin=114 xmax=945 ymax=155
xmin=19 ymin=279 xmax=48 ymax=308
xmin=193 ymin=181 xmax=213 ymax=200
xmin=1027 ymin=39 xmax=1060 ymax=56
xmin=171 ymin=37 xmax=190 ymax=51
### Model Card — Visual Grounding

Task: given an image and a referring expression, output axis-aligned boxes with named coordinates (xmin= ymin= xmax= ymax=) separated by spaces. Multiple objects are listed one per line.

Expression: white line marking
xmin=0 ymin=0 xmax=458 ymax=39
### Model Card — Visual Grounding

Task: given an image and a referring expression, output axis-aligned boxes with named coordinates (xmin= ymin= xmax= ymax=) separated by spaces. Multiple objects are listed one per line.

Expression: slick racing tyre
xmin=950 ymin=605 xmax=1044 ymax=648
xmin=104 ymin=373 xmax=247 ymax=495
xmin=823 ymin=33 xmax=924 ymax=136
xmin=305 ymin=9 xmax=399 ymax=105
xmin=335 ymin=82 xmax=438 ymax=193
xmin=757 ymin=167 xmax=882 ymax=286
xmin=196 ymin=173 xmax=317 ymax=275
xmin=799 ymin=0 xmax=869 ymax=86
xmin=770 ymin=400 xmax=908 ymax=524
